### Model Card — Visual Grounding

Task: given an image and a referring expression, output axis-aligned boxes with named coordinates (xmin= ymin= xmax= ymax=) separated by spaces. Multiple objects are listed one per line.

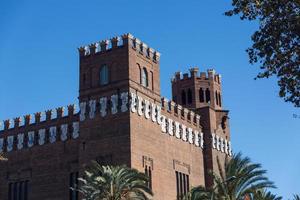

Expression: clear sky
xmin=0 ymin=0 xmax=299 ymax=198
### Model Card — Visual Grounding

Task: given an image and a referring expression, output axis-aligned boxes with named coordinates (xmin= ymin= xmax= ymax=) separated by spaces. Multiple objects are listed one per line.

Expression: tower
xmin=172 ymin=67 xmax=222 ymax=110
xmin=172 ymin=67 xmax=231 ymax=188
xmin=76 ymin=33 xmax=161 ymax=167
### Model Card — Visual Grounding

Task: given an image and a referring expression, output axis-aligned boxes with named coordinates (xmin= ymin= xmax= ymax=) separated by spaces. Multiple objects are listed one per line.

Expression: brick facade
xmin=0 ymin=33 xmax=232 ymax=200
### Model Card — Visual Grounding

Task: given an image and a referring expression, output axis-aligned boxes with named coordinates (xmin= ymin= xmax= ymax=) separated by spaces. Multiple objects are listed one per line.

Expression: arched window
xmin=215 ymin=91 xmax=219 ymax=105
xmin=99 ymin=65 xmax=108 ymax=85
xmin=187 ymin=89 xmax=192 ymax=104
xmin=142 ymin=67 xmax=148 ymax=87
xmin=205 ymin=88 xmax=210 ymax=103
xmin=181 ymin=90 xmax=186 ymax=105
xmin=199 ymin=88 xmax=204 ymax=103
xmin=218 ymin=93 xmax=222 ymax=107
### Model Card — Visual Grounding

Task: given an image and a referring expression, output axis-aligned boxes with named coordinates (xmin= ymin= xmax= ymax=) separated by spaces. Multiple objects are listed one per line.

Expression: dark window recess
xmin=181 ymin=90 xmax=186 ymax=105
xmin=100 ymin=64 xmax=109 ymax=85
xmin=8 ymin=181 xmax=29 ymax=200
xmin=215 ymin=91 xmax=219 ymax=105
xmin=69 ymin=172 xmax=79 ymax=200
xmin=176 ymin=171 xmax=189 ymax=200
xmin=205 ymin=88 xmax=211 ymax=103
xmin=142 ymin=67 xmax=149 ymax=87
xmin=187 ymin=89 xmax=192 ymax=104
xmin=173 ymin=96 xmax=177 ymax=103
xmin=144 ymin=165 xmax=152 ymax=189
xmin=199 ymin=88 xmax=204 ymax=103
xmin=218 ymin=93 xmax=222 ymax=107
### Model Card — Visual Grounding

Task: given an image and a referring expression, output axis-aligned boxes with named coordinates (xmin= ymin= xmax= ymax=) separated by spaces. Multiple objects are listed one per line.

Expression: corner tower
xmin=171 ymin=67 xmax=222 ymax=110
xmin=78 ymin=33 xmax=161 ymax=103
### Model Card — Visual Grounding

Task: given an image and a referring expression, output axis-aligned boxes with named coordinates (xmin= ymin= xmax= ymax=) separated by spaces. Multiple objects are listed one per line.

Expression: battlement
xmin=172 ymin=67 xmax=221 ymax=84
xmin=160 ymin=97 xmax=201 ymax=128
xmin=0 ymin=104 xmax=78 ymax=132
xmin=78 ymin=33 xmax=161 ymax=63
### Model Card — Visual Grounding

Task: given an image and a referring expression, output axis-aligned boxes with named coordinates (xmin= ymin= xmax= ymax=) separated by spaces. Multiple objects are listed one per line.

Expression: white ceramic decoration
xmin=17 ymin=133 xmax=24 ymax=150
xmin=137 ymin=96 xmax=143 ymax=116
xmin=79 ymin=102 xmax=87 ymax=121
xmin=224 ymin=139 xmax=228 ymax=154
xmin=7 ymin=136 xmax=14 ymax=152
xmin=151 ymin=103 xmax=157 ymax=122
xmin=100 ymin=97 xmax=107 ymax=117
xmin=60 ymin=124 xmax=68 ymax=141
xmin=0 ymin=138 xmax=3 ymax=152
xmin=216 ymin=135 xmax=220 ymax=151
xmin=120 ymin=92 xmax=128 ymax=112
xmin=174 ymin=121 xmax=181 ymax=139
xmin=194 ymin=131 xmax=200 ymax=147
xmin=188 ymin=128 xmax=193 ymax=144
xmin=130 ymin=92 xmax=137 ymax=113
xmin=220 ymin=137 xmax=224 ymax=153
xmin=49 ymin=127 xmax=57 ymax=143
xmin=160 ymin=115 xmax=167 ymax=133
xmin=144 ymin=100 xmax=151 ymax=119
xmin=72 ymin=122 xmax=79 ymax=139
xmin=27 ymin=131 xmax=35 ymax=148
xmin=38 ymin=129 xmax=46 ymax=145
xmin=167 ymin=118 xmax=174 ymax=136
xmin=89 ymin=100 xmax=96 ymax=119
xmin=212 ymin=133 xmax=216 ymax=149
xmin=200 ymin=132 xmax=204 ymax=148
xmin=111 ymin=94 xmax=118 ymax=115
xmin=181 ymin=124 xmax=187 ymax=142
xmin=156 ymin=106 xmax=162 ymax=125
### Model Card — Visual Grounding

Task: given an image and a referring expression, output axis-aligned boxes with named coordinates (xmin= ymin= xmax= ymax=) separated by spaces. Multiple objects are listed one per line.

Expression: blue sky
xmin=0 ymin=0 xmax=299 ymax=198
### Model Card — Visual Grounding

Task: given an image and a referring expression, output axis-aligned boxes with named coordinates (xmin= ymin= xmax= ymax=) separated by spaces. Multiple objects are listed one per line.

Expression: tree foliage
xmin=75 ymin=161 xmax=153 ymax=200
xmin=252 ymin=189 xmax=282 ymax=200
xmin=186 ymin=153 xmax=275 ymax=200
xmin=226 ymin=0 xmax=300 ymax=107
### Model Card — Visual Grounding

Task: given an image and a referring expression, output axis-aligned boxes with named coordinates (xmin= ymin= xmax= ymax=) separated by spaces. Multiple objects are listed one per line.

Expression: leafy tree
xmin=251 ymin=189 xmax=282 ymax=200
xmin=75 ymin=161 xmax=153 ymax=200
xmin=186 ymin=153 xmax=275 ymax=200
xmin=225 ymin=0 xmax=300 ymax=107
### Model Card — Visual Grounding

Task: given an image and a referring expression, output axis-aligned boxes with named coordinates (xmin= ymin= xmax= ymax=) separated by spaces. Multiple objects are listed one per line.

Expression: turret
xmin=171 ymin=67 xmax=222 ymax=110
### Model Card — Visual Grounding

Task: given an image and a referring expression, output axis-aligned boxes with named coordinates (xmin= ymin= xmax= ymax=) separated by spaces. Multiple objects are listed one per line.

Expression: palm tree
xmin=187 ymin=152 xmax=275 ymax=200
xmin=75 ymin=161 xmax=153 ymax=200
xmin=293 ymin=194 xmax=300 ymax=200
xmin=252 ymin=190 xmax=282 ymax=200
xmin=0 ymin=153 xmax=7 ymax=161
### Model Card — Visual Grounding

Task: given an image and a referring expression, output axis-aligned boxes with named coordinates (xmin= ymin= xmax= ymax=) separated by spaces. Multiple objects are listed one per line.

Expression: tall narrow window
xmin=176 ymin=171 xmax=189 ymax=200
xmin=70 ymin=172 xmax=79 ymax=200
xmin=187 ymin=89 xmax=192 ymax=104
xmin=144 ymin=165 xmax=152 ymax=189
xmin=142 ymin=67 xmax=148 ymax=87
xmin=8 ymin=181 xmax=28 ymax=200
xmin=181 ymin=90 xmax=186 ymax=105
xmin=205 ymin=88 xmax=211 ymax=103
xmin=99 ymin=65 xmax=109 ymax=85
xmin=199 ymin=88 xmax=204 ymax=103
xmin=215 ymin=91 xmax=219 ymax=105
xmin=150 ymin=71 xmax=154 ymax=90
xmin=218 ymin=93 xmax=222 ymax=107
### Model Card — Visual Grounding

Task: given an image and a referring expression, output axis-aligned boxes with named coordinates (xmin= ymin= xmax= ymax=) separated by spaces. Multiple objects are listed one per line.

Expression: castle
xmin=0 ymin=34 xmax=232 ymax=200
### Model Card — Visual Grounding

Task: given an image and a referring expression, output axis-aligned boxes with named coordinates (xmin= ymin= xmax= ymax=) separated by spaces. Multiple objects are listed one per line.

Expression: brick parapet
xmin=78 ymin=33 xmax=160 ymax=64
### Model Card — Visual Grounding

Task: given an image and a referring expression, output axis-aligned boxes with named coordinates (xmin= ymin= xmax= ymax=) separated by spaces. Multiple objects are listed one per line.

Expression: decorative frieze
xmin=211 ymin=133 xmax=232 ymax=156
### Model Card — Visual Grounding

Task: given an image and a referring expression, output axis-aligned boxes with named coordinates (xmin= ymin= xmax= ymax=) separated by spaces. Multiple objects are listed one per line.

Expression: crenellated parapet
xmin=172 ymin=67 xmax=221 ymax=84
xmin=0 ymin=104 xmax=79 ymax=153
xmin=78 ymin=33 xmax=161 ymax=63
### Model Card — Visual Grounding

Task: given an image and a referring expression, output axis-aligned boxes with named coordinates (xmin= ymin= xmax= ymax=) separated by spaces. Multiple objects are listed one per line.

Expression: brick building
xmin=0 ymin=33 xmax=232 ymax=200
